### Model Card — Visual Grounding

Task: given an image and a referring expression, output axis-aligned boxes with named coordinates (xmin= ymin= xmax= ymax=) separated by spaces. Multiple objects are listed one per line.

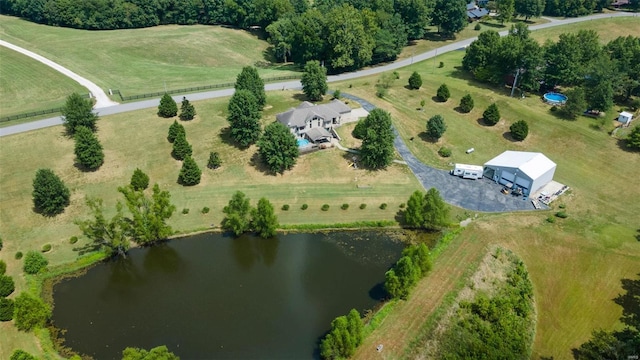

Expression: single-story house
xmin=483 ymin=151 xmax=557 ymax=196
xmin=618 ymin=111 xmax=634 ymax=125
xmin=611 ymin=0 xmax=630 ymax=8
xmin=276 ymin=100 xmax=352 ymax=143
xmin=467 ymin=1 xmax=489 ymax=21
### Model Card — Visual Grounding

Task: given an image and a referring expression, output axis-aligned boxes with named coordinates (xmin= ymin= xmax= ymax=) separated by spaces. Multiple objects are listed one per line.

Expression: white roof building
xmin=618 ymin=111 xmax=634 ymax=125
xmin=484 ymin=151 xmax=557 ymax=196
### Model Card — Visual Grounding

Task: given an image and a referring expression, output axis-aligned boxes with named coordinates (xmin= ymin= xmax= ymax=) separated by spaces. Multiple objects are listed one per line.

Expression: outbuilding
xmin=618 ymin=111 xmax=634 ymax=125
xmin=483 ymin=151 xmax=556 ymax=196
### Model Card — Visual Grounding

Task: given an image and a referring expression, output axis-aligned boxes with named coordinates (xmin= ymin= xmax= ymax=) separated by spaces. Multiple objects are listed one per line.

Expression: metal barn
xmin=483 ymin=151 xmax=556 ymax=196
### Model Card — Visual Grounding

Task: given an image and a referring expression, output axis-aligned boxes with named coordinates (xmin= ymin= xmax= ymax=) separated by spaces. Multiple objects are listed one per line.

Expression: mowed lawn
xmin=335 ymin=32 xmax=640 ymax=359
xmin=0 ymin=47 xmax=87 ymax=117
xmin=0 ymin=15 xmax=298 ymax=98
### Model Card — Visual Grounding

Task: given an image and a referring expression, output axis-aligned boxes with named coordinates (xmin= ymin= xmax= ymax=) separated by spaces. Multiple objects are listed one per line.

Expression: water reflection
xmin=230 ymin=233 xmax=280 ymax=270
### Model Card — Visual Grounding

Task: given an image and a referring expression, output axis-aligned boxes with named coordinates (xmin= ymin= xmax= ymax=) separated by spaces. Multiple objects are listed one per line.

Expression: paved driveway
xmin=342 ymin=93 xmax=538 ymax=212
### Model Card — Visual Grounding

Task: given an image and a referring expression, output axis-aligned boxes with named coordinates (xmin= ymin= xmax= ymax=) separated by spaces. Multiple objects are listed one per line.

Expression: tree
xmin=257 ymin=122 xmax=299 ymax=174
xmin=426 ymin=114 xmax=447 ymax=140
xmin=301 ymin=60 xmax=328 ymax=101
xmin=408 ymin=71 xmax=422 ymax=90
xmin=0 ymin=259 xmax=5 ymax=274
xmin=385 ymin=256 xmax=421 ymax=299
xmin=404 ymin=243 xmax=432 ymax=275
xmin=207 ymin=152 xmax=222 ymax=169
xmin=515 ymin=0 xmax=545 ymax=19
xmin=325 ymin=4 xmax=376 ymax=71
xmin=0 ymin=275 xmax=15 ymax=297
xmin=158 ymin=93 xmax=178 ymax=118
xmin=462 ymin=31 xmax=501 ymax=75
xmin=372 ymin=12 xmax=408 ymax=63
xmin=510 ymin=120 xmax=529 ymax=141
xmin=319 ymin=310 xmax=363 ymax=359
xmin=352 ymin=119 xmax=367 ymax=140
xmin=167 ymin=120 xmax=185 ymax=143
xmin=222 ymin=191 xmax=252 ymax=236
xmin=10 ymin=350 xmax=37 ymax=360
xmin=62 ymin=92 xmax=98 ymax=134
xmin=459 ymin=94 xmax=474 ymax=113
xmin=74 ymin=125 xmax=104 ymax=170
xmin=431 ymin=0 xmax=468 ymax=38
xmin=13 ymin=292 xmax=51 ymax=331
xmin=227 ymin=90 xmax=262 ymax=148
xmin=346 ymin=309 xmax=364 ymax=348
xmin=32 ymin=169 xmax=70 ymax=216
xmin=130 ymin=168 xmax=150 ymax=191
xmin=483 ymin=103 xmax=501 ymax=125
xmin=405 ymin=190 xmax=425 ymax=227
xmin=122 ymin=345 xmax=180 ymax=360
xmin=394 ymin=0 xmax=431 ymax=40
xmin=360 ymin=109 xmax=395 ymax=169
xmin=23 ymin=251 xmax=48 ymax=274
xmin=179 ymin=97 xmax=196 ymax=120
xmin=627 ymin=126 xmax=640 ymax=150
xmin=423 ymin=187 xmax=449 ymax=229
xmin=235 ymin=66 xmax=266 ymax=108
xmin=496 ymin=0 xmax=515 ymax=23
xmin=178 ymin=156 xmax=201 ymax=186
xmin=436 ymin=84 xmax=450 ymax=102
xmin=171 ymin=131 xmax=193 ymax=160
xmin=76 ymin=198 xmax=130 ymax=257
xmin=561 ymin=87 xmax=588 ymax=119
xmin=251 ymin=197 xmax=278 ymax=238
xmin=0 ymin=297 xmax=14 ymax=321
xmin=118 ymin=184 xmax=176 ymax=245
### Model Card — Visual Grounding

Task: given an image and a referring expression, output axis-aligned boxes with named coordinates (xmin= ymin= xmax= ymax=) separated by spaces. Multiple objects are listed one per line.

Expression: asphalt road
xmin=0 ymin=11 xmax=636 ymax=138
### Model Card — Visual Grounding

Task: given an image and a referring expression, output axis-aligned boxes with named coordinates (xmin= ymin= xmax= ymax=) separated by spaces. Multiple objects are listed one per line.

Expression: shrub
xmin=69 ymin=236 xmax=78 ymax=244
xmin=15 ymin=252 xmax=23 ymax=260
xmin=558 ymin=204 xmax=566 ymax=209
xmin=10 ymin=350 xmax=37 ymax=360
xmin=482 ymin=103 xmax=501 ymax=126
xmin=130 ymin=168 xmax=150 ymax=191
xmin=459 ymin=94 xmax=474 ymax=113
xmin=376 ymin=87 xmax=387 ymax=98
xmin=13 ymin=292 xmax=51 ymax=331
xmin=182 ymin=208 xmax=190 ymax=215
xmin=321 ymin=204 xmax=330 ymax=211
xmin=380 ymin=203 xmax=388 ymax=210
xmin=333 ymin=89 xmax=341 ymax=99
xmin=0 ymin=260 xmax=5 ymax=275
xmin=436 ymin=84 xmax=450 ymax=102
xmin=393 ymin=71 xmax=400 ymax=79
xmin=555 ymin=211 xmax=568 ymax=218
xmin=438 ymin=147 xmax=452 ymax=157
xmin=32 ymin=168 xmax=70 ymax=216
xmin=352 ymin=119 xmax=367 ymax=139
xmin=23 ymin=251 xmax=48 ymax=274
xmin=301 ymin=204 xmax=308 ymax=210
xmin=41 ymin=244 xmax=52 ymax=253
xmin=207 ymin=152 xmax=222 ymax=169
xmin=201 ymin=207 xmax=210 ymax=214
xmin=0 ymin=275 xmax=15 ymax=297
xmin=408 ymin=71 xmax=422 ymax=90
xmin=510 ymin=120 xmax=529 ymax=141
xmin=341 ymin=203 xmax=349 ymax=210
xmin=474 ymin=23 xmax=481 ymax=30
xmin=0 ymin=297 xmax=14 ymax=321
xmin=399 ymin=203 xmax=406 ymax=209
xmin=427 ymin=115 xmax=447 ymax=140
xmin=359 ymin=203 xmax=367 ymax=209
xmin=546 ymin=216 xmax=556 ymax=223
xmin=282 ymin=204 xmax=290 ymax=211
xmin=438 ymin=62 xmax=444 ymax=68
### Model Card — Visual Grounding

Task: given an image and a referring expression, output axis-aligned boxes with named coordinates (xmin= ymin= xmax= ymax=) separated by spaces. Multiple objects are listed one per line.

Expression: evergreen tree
xmin=235 ymin=66 xmax=266 ymax=107
xmin=13 ymin=292 xmax=51 ymax=331
xmin=167 ymin=120 xmax=185 ymax=143
xmin=423 ymin=187 xmax=449 ymax=229
xmin=301 ymin=60 xmax=328 ymax=101
xmin=257 ymin=122 xmax=299 ymax=174
xmin=436 ymin=84 xmax=450 ymax=102
xmin=171 ymin=131 xmax=192 ymax=160
xmin=207 ymin=152 xmax=222 ymax=169
xmin=459 ymin=94 xmax=474 ymax=113
xmin=178 ymin=97 xmax=196 ymax=121
xmin=405 ymin=190 xmax=426 ymax=227
xmin=158 ymin=93 xmax=178 ymax=118
xmin=32 ymin=169 xmax=70 ymax=216
xmin=74 ymin=125 xmax=104 ymax=170
xmin=510 ymin=120 xmax=529 ymax=141
xmin=62 ymin=92 xmax=99 ymax=134
xmin=426 ymin=114 xmax=447 ymax=140
xmin=360 ymin=109 xmax=395 ymax=169
xmin=178 ymin=156 xmax=201 ymax=186
xmin=627 ymin=126 xmax=640 ymax=150
xmin=222 ymin=191 xmax=252 ymax=236
xmin=561 ymin=87 xmax=588 ymax=119
xmin=130 ymin=168 xmax=150 ymax=191
xmin=227 ymin=90 xmax=262 ymax=148
xmin=118 ymin=184 xmax=176 ymax=245
xmin=251 ymin=197 xmax=278 ymax=238
xmin=483 ymin=103 xmax=501 ymax=125
xmin=408 ymin=71 xmax=422 ymax=90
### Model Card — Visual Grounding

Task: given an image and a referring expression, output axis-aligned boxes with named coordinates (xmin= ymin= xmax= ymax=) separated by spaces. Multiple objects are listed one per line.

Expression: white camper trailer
xmin=450 ymin=164 xmax=483 ymax=180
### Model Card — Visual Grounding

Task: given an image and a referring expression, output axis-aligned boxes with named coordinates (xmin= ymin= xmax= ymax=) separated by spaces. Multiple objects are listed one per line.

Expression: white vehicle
xmin=450 ymin=163 xmax=483 ymax=180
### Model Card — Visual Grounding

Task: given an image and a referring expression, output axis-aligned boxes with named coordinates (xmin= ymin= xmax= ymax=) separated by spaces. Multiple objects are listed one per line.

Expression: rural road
xmin=0 ymin=40 xmax=119 ymax=109
xmin=0 ymin=11 xmax=637 ymax=138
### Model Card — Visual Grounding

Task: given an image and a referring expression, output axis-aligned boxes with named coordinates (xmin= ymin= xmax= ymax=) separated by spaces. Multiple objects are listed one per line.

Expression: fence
xmin=0 ymin=93 xmax=92 ymax=123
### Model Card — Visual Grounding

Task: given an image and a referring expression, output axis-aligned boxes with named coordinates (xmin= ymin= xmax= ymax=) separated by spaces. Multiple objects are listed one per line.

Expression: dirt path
xmin=0 ymin=39 xmax=119 ymax=109
xmin=353 ymin=232 xmax=488 ymax=359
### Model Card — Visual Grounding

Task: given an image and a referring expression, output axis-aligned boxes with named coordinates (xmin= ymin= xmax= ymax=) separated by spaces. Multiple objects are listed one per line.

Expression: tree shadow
xmin=143 ymin=243 xmax=184 ymax=274
xmin=72 ymin=242 xmax=101 ymax=256
xmin=418 ymin=131 xmax=439 ymax=144
xmin=423 ymin=31 xmax=452 ymax=42
xmin=479 ymin=21 xmax=507 ymax=29
xmin=292 ymin=92 xmax=314 ymax=102
xmin=636 ymin=228 xmax=640 ymax=242
xmin=454 ymin=106 xmax=470 ymax=114
xmin=73 ymin=161 xmax=101 ymax=173
xmin=218 ymin=126 xmax=253 ymax=151
xmin=614 ymin=273 xmax=640 ymax=329
xmin=431 ymin=96 xmax=445 ymax=103
xmin=502 ymin=132 xmax=521 ymax=142
xmin=250 ymin=151 xmax=276 ymax=176
xmin=616 ymin=138 xmax=640 ymax=153
xmin=368 ymin=282 xmax=388 ymax=301
xmin=476 ymin=117 xmax=492 ymax=126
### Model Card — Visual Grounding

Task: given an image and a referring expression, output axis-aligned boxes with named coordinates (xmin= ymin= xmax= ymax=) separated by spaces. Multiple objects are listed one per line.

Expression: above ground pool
xmin=543 ymin=92 xmax=568 ymax=105
xmin=296 ymin=138 xmax=310 ymax=147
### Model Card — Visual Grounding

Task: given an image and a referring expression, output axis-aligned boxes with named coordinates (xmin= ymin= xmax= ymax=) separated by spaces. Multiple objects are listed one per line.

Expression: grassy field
xmin=0 ymin=47 xmax=87 ymax=118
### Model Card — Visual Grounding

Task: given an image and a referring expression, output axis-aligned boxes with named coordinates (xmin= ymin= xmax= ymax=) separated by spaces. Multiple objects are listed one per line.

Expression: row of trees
xmin=385 ymin=242 xmax=432 ymax=299
xmin=319 ymin=308 xmax=364 ymax=359
xmin=62 ymin=93 xmax=105 ymax=171
xmin=159 ymin=95 xmax=196 ymax=121
xmin=221 ymin=191 xmax=279 ymax=238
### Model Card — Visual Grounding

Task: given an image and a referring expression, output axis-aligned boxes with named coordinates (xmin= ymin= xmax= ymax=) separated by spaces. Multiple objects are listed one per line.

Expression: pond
xmin=51 ymin=231 xmax=419 ymax=359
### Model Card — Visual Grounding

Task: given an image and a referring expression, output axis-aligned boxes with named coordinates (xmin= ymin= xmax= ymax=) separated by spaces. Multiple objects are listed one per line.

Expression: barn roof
xmin=485 ymin=151 xmax=556 ymax=180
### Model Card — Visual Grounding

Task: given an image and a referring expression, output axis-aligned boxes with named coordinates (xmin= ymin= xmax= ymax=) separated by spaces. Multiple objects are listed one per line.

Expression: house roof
xmin=485 ymin=151 xmax=556 ymax=180
xmin=276 ymin=100 xmax=350 ymax=128
xmin=305 ymin=127 xmax=332 ymax=142
xmin=467 ymin=2 xmax=477 ymax=10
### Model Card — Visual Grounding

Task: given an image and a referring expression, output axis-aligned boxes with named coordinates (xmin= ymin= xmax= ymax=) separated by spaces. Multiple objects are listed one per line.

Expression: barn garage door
xmin=500 ymin=171 xmax=515 ymax=185
xmin=515 ymin=177 xmax=530 ymax=189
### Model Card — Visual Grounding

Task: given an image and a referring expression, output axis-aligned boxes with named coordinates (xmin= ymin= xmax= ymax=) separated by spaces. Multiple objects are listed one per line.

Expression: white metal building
xmin=618 ymin=111 xmax=634 ymax=125
xmin=483 ymin=151 xmax=556 ymax=196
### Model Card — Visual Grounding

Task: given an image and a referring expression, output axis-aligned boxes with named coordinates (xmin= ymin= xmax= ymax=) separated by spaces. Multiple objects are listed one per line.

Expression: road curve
xmin=0 ymin=39 xmax=119 ymax=109
xmin=0 ymin=11 xmax=637 ymax=138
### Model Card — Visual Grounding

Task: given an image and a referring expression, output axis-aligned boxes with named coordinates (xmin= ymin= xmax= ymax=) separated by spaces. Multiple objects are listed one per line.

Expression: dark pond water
xmin=51 ymin=231 xmax=409 ymax=359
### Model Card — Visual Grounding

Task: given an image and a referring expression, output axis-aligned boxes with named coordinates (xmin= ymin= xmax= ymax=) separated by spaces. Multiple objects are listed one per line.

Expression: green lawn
xmin=0 ymin=47 xmax=87 ymax=118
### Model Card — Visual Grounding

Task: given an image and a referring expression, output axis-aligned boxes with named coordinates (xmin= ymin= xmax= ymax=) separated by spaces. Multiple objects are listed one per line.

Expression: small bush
xmin=321 ymin=204 xmax=330 ymax=211
xmin=550 ymin=105 xmax=558 ymax=112
xmin=41 ymin=244 xmax=52 ymax=253
xmin=408 ymin=71 xmax=422 ymax=90
xmin=0 ymin=260 xmax=5 ymax=275
xmin=359 ymin=203 xmax=367 ymax=209
xmin=10 ymin=350 xmax=37 ymax=360
xmin=474 ymin=23 xmax=481 ymax=30
xmin=0 ymin=297 xmax=14 ymax=321
xmin=182 ymin=208 xmax=190 ymax=215
xmin=341 ymin=203 xmax=349 ymax=210
xmin=438 ymin=62 xmax=444 ymax=68
xmin=546 ymin=216 xmax=556 ymax=223
xmin=301 ymin=204 xmax=308 ymax=210
xmin=23 ymin=251 xmax=48 ymax=274
xmin=393 ymin=71 xmax=400 ymax=79
xmin=69 ymin=236 xmax=78 ymax=244
xmin=0 ymin=275 xmax=15 ymax=297
xmin=207 ymin=152 xmax=222 ymax=169
xmin=380 ymin=203 xmax=387 ymax=210
xmin=282 ymin=204 xmax=290 ymax=211
xmin=376 ymin=87 xmax=387 ymax=98
xmin=333 ymin=89 xmax=341 ymax=99
xmin=510 ymin=120 xmax=529 ymax=141
xmin=130 ymin=168 xmax=149 ymax=191
xmin=201 ymin=207 xmax=210 ymax=214
xmin=555 ymin=211 xmax=568 ymax=218
xmin=482 ymin=103 xmax=501 ymax=126
xmin=15 ymin=252 xmax=23 ymax=260
xmin=436 ymin=84 xmax=450 ymax=102
xmin=438 ymin=147 xmax=452 ymax=157
xmin=558 ymin=204 xmax=566 ymax=209
xmin=399 ymin=203 xmax=406 ymax=209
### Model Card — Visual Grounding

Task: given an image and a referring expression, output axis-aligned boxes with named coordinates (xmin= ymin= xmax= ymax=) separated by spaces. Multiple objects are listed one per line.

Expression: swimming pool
xmin=543 ymin=92 xmax=568 ymax=105
xmin=297 ymin=138 xmax=310 ymax=147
